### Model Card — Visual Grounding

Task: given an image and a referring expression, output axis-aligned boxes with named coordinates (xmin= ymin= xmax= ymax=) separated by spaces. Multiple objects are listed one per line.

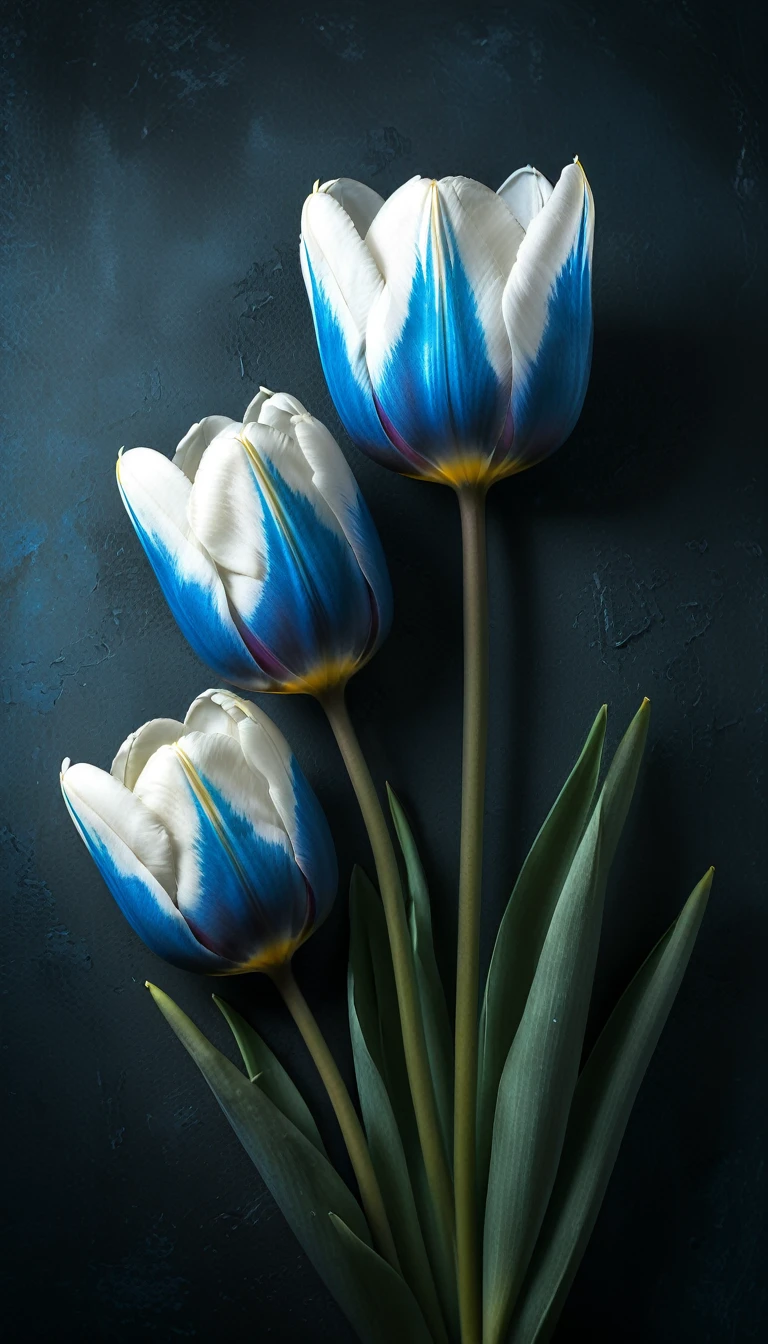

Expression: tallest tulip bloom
xmin=301 ymin=161 xmax=593 ymax=488
xmin=303 ymin=161 xmax=595 ymax=1342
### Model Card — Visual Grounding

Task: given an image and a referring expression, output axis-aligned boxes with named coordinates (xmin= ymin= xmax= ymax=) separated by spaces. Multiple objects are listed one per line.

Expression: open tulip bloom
xmin=301 ymin=162 xmax=593 ymax=488
xmin=62 ymin=156 xmax=713 ymax=1344
xmin=60 ymin=689 xmax=338 ymax=974
xmin=117 ymin=389 xmax=392 ymax=694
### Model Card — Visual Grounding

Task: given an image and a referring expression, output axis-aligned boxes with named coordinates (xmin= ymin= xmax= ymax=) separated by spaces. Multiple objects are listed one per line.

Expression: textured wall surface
xmin=2 ymin=1 xmax=766 ymax=1339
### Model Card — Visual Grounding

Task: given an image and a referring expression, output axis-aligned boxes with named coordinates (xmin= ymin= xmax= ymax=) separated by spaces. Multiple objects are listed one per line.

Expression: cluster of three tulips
xmin=62 ymin=160 xmax=596 ymax=1343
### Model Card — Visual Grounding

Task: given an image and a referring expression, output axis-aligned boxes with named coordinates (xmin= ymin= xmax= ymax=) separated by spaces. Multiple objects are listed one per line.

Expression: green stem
xmin=268 ymin=960 xmax=400 ymax=1273
xmin=454 ymin=485 xmax=489 ymax=1344
xmin=319 ymin=685 xmax=456 ymax=1267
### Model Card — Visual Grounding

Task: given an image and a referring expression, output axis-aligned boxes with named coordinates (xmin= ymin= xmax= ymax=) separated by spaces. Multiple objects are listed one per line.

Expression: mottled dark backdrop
xmin=2 ymin=0 xmax=765 ymax=1339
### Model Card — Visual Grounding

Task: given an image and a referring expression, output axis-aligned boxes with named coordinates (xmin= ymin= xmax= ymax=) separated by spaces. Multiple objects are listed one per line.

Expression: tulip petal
xmin=364 ymin=177 xmax=514 ymax=475
xmin=111 ymin=718 xmax=185 ymax=791
xmin=497 ymin=165 xmax=554 ymax=230
xmin=117 ymin=448 xmax=266 ymax=689
xmin=290 ymin=413 xmax=392 ymax=649
xmin=174 ymin=415 xmax=235 ymax=482
xmin=301 ymin=227 xmax=404 ymax=473
xmin=61 ymin=764 xmax=232 ymax=972
xmin=185 ymin=691 xmax=338 ymax=930
xmin=258 ymin=391 xmax=309 ymax=438
xmin=133 ymin=734 xmax=312 ymax=966
xmin=502 ymin=162 xmax=594 ymax=468
xmin=242 ymin=389 xmax=272 ymax=425
xmin=302 ymin=187 xmax=383 ymax=338
xmin=438 ymin=175 xmax=524 ymax=327
xmin=187 ymin=428 xmax=267 ymax=581
xmin=321 ymin=176 xmax=385 ymax=237
xmin=191 ymin=424 xmax=376 ymax=687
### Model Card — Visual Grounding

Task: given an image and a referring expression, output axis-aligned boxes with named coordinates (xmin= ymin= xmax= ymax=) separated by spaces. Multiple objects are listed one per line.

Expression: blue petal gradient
xmin=120 ymin=490 xmax=262 ymax=688
xmin=288 ymin=757 xmax=338 ymax=929
xmin=510 ymin=198 xmax=593 ymax=468
xmin=66 ymin=798 xmax=234 ymax=973
xmin=176 ymin=759 xmax=313 ymax=966
xmin=370 ymin=206 xmax=510 ymax=473
xmin=237 ymin=450 xmax=376 ymax=685
xmin=303 ymin=246 xmax=407 ymax=473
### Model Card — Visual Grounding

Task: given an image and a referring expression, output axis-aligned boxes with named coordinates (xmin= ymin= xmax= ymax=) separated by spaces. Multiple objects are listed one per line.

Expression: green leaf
xmin=328 ymin=1214 xmax=435 ymax=1344
xmin=349 ymin=867 xmax=459 ymax=1338
xmin=146 ymin=982 xmax=406 ymax=1342
xmin=349 ymin=962 xmax=448 ymax=1344
xmin=483 ymin=701 xmax=650 ymax=1344
xmin=213 ymin=994 xmax=327 ymax=1156
xmin=388 ymin=785 xmax=454 ymax=1162
xmin=510 ymin=868 xmax=713 ymax=1344
xmin=349 ymin=867 xmax=414 ymax=1140
xmin=477 ymin=707 xmax=607 ymax=1193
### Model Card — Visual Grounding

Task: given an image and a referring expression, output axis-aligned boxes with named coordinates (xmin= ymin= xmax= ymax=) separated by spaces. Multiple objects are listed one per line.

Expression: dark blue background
xmin=2 ymin=1 xmax=765 ymax=1339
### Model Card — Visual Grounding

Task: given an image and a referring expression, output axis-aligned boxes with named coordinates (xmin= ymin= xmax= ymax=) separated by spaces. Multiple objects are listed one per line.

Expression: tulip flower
xmin=301 ymin=161 xmax=593 ymax=487
xmin=117 ymin=390 xmax=392 ymax=694
xmin=303 ymin=159 xmax=595 ymax=1339
xmin=114 ymin=386 xmax=448 ymax=1244
xmin=60 ymin=689 xmax=337 ymax=974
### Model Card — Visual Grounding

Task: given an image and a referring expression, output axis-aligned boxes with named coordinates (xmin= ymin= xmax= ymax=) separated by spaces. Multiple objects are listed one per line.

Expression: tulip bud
xmin=60 ymin=690 xmax=337 ymax=973
xmin=117 ymin=391 xmax=392 ymax=693
xmin=301 ymin=162 xmax=593 ymax=488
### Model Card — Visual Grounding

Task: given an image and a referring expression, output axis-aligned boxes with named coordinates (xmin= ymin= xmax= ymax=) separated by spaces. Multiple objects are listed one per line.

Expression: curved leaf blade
xmin=328 ymin=1213 xmax=435 ymax=1344
xmin=510 ymin=869 xmax=713 ymax=1344
xmin=482 ymin=702 xmax=651 ymax=1343
xmin=213 ymin=994 xmax=327 ymax=1155
xmin=477 ymin=706 xmax=607 ymax=1190
xmin=388 ymin=785 xmax=454 ymax=1162
xmin=147 ymin=983 xmax=389 ymax=1336
xmin=348 ymin=975 xmax=448 ymax=1344
xmin=483 ymin=802 xmax=605 ymax=1344
xmin=349 ymin=867 xmax=459 ymax=1337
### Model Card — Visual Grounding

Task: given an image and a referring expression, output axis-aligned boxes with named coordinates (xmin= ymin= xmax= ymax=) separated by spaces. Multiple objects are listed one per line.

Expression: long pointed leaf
xmin=146 ymin=983 xmax=402 ymax=1342
xmin=483 ymin=803 xmax=605 ymax=1344
xmin=349 ymin=867 xmax=415 ymax=1144
xmin=349 ymin=868 xmax=459 ymax=1337
xmin=477 ymin=707 xmax=607 ymax=1190
xmin=213 ymin=994 xmax=327 ymax=1155
xmin=348 ymin=974 xmax=448 ymax=1344
xmin=328 ymin=1214 xmax=435 ymax=1344
xmin=388 ymin=785 xmax=454 ymax=1162
xmin=483 ymin=700 xmax=651 ymax=1344
xmin=510 ymin=868 xmax=713 ymax=1344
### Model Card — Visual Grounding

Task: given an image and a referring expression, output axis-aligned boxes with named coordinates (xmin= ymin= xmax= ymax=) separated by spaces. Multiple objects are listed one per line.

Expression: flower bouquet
xmin=61 ymin=161 xmax=711 ymax=1343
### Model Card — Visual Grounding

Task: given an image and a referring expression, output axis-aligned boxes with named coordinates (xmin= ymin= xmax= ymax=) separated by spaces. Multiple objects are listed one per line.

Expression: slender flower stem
xmin=454 ymin=485 xmax=489 ymax=1344
xmin=319 ymin=684 xmax=456 ymax=1266
xmin=268 ymin=960 xmax=400 ymax=1273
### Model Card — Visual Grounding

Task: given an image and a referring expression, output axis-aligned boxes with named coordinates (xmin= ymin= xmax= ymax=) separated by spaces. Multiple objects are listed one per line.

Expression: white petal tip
xmin=289 ymin=412 xmax=313 ymax=426
xmin=60 ymin=757 xmax=71 ymax=777
xmin=258 ymin=385 xmax=274 ymax=397
xmin=312 ymin=179 xmax=320 ymax=194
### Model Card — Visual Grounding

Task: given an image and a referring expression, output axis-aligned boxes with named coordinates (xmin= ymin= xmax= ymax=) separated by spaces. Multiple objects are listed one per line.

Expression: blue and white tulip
xmin=301 ymin=161 xmax=594 ymax=488
xmin=60 ymin=690 xmax=338 ymax=974
xmin=117 ymin=391 xmax=392 ymax=693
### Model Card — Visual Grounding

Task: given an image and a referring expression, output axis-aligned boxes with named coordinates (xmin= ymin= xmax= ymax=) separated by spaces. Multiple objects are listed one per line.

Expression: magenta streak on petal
xmin=491 ymin=401 xmax=516 ymax=468
xmin=236 ymin=620 xmax=297 ymax=687
xmin=299 ymin=875 xmax=317 ymax=942
xmin=372 ymin=390 xmax=441 ymax=478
